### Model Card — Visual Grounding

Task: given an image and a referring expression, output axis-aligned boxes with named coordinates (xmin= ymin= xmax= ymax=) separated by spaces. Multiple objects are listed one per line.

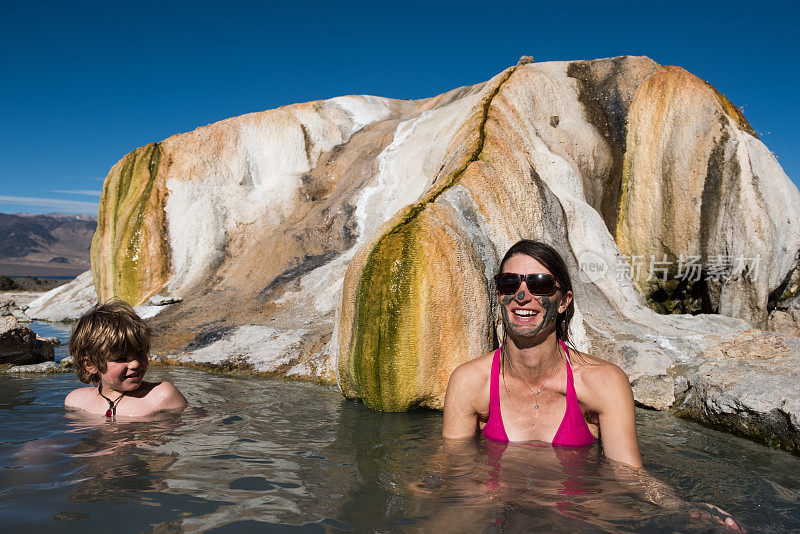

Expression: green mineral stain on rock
xmin=346 ymin=66 xmax=517 ymax=411
xmin=644 ymin=278 xmax=709 ymax=315
xmin=350 ymin=220 xmax=423 ymax=411
xmin=93 ymin=143 xmax=162 ymax=305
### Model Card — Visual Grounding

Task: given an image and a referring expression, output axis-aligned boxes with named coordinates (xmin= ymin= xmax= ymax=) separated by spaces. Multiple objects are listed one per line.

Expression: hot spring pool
xmin=1 ymin=322 xmax=798 ymax=532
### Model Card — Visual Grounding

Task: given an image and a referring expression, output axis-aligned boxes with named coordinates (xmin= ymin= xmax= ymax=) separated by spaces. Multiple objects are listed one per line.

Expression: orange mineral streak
xmin=616 ymin=65 xmax=744 ymax=288
xmin=417 ymin=205 xmax=493 ymax=408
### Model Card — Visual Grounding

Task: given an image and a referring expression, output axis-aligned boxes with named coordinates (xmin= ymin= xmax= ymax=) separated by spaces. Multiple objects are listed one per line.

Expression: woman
xmin=443 ymin=240 xmax=642 ymax=467
xmin=441 ymin=240 xmax=742 ymax=529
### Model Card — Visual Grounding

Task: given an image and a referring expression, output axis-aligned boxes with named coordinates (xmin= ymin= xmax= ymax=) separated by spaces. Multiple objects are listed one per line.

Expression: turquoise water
xmin=1 ymin=323 xmax=799 ymax=532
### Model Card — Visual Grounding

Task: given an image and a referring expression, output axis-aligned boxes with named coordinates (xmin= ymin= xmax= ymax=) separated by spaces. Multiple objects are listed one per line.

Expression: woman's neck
xmin=503 ymin=331 xmax=562 ymax=381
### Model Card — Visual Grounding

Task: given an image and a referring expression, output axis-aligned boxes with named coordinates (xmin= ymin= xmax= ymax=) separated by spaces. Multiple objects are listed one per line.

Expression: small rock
xmin=0 ymin=316 xmax=57 ymax=365
xmin=6 ymin=361 xmax=69 ymax=373
xmin=0 ymin=295 xmax=33 ymax=321
xmin=33 ymin=337 xmax=55 ymax=360
xmin=52 ymin=511 xmax=89 ymax=521
xmin=631 ymin=375 xmax=677 ymax=410
xmin=768 ymin=308 xmax=800 ymax=337
xmin=517 ymin=55 xmax=535 ymax=65
xmin=147 ymin=294 xmax=183 ymax=306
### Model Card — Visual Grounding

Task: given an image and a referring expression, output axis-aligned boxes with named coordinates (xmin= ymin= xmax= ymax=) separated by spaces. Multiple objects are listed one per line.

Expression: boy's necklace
xmin=97 ymin=384 xmax=125 ymax=418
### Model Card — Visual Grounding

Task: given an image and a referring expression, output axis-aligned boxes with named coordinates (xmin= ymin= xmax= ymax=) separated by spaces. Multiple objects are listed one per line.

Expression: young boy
xmin=65 ymin=299 xmax=187 ymax=417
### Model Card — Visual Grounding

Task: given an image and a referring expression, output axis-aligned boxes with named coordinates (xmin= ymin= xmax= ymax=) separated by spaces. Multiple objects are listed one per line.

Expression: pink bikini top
xmin=482 ymin=340 xmax=596 ymax=447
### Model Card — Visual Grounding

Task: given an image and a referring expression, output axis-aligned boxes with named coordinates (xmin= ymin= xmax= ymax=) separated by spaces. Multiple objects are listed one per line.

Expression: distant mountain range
xmin=0 ymin=213 xmax=96 ymax=277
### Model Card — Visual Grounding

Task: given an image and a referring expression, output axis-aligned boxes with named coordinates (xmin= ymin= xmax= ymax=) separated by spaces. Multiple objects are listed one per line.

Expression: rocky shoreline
xmin=0 ymin=315 xmax=61 ymax=367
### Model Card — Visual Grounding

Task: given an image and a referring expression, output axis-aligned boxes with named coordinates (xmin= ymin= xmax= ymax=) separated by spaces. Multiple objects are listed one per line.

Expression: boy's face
xmin=87 ymin=351 xmax=148 ymax=392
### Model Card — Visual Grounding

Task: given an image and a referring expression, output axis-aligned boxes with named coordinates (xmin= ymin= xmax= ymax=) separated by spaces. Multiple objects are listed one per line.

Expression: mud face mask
xmin=494 ymin=273 xmax=561 ymax=296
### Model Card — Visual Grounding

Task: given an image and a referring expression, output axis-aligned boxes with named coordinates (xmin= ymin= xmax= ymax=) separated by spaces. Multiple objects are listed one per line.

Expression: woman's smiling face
xmin=498 ymin=254 xmax=570 ymax=339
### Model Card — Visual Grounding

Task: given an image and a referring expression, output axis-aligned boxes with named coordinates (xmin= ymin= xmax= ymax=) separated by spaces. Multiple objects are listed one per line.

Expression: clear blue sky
xmin=1 ymin=0 xmax=798 ymax=215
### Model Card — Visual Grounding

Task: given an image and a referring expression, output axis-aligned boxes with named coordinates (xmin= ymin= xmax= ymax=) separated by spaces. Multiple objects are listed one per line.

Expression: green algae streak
xmin=91 ymin=143 xmax=163 ymax=305
xmin=346 ymin=67 xmax=516 ymax=411
xmin=351 ymin=220 xmax=423 ymax=411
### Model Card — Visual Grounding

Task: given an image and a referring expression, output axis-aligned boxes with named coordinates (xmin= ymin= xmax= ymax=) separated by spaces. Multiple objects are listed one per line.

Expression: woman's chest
xmin=499 ymin=388 xmax=572 ymax=442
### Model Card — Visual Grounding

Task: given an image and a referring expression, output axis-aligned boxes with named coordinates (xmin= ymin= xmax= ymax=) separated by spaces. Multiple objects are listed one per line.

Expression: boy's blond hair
xmin=69 ymin=299 xmax=151 ymax=384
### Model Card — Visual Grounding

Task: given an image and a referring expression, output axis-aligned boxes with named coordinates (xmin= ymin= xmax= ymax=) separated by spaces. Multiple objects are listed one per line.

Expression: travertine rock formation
xmin=36 ymin=56 xmax=800 ymax=450
xmin=25 ymin=270 xmax=97 ymax=322
xmin=616 ymin=66 xmax=799 ymax=326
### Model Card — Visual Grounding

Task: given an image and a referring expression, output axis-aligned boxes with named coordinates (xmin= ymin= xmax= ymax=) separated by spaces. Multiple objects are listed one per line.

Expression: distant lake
xmin=8 ymin=275 xmax=76 ymax=280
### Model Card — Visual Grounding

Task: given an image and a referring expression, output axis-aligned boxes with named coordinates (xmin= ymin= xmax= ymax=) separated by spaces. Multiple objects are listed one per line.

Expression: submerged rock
xmin=0 ymin=316 xmax=57 ymax=365
xmin=32 ymin=56 xmax=800 ymax=451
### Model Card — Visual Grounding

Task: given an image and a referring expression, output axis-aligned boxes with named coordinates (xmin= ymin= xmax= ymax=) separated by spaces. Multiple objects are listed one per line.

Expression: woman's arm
xmin=592 ymin=364 xmax=643 ymax=467
xmin=593 ymin=367 xmax=741 ymax=528
xmin=610 ymin=459 xmax=742 ymax=529
xmin=442 ymin=365 xmax=480 ymax=439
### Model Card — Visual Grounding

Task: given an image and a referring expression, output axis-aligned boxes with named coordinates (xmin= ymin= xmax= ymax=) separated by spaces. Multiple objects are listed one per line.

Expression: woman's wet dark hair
xmin=497 ymin=239 xmax=575 ymax=346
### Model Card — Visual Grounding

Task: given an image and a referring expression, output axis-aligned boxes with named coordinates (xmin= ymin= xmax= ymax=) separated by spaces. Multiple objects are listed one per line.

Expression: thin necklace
xmin=505 ymin=343 xmax=562 ymax=410
xmin=97 ymin=384 xmax=125 ymax=418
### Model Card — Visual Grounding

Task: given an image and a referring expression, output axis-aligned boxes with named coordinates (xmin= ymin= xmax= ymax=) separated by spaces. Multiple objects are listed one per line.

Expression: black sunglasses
xmin=494 ymin=272 xmax=561 ymax=296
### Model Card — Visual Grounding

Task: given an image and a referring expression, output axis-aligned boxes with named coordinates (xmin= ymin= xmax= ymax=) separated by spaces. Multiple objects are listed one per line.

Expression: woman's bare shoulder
xmin=568 ymin=347 xmax=621 ymax=371
xmin=450 ymin=350 xmax=494 ymax=382
xmin=444 ymin=350 xmax=495 ymax=426
xmin=569 ymin=349 xmax=632 ymax=397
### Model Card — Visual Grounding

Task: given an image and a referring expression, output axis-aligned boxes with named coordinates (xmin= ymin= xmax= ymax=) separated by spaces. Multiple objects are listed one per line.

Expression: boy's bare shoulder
xmin=145 ymin=381 xmax=188 ymax=412
xmin=64 ymin=386 xmax=96 ymax=409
